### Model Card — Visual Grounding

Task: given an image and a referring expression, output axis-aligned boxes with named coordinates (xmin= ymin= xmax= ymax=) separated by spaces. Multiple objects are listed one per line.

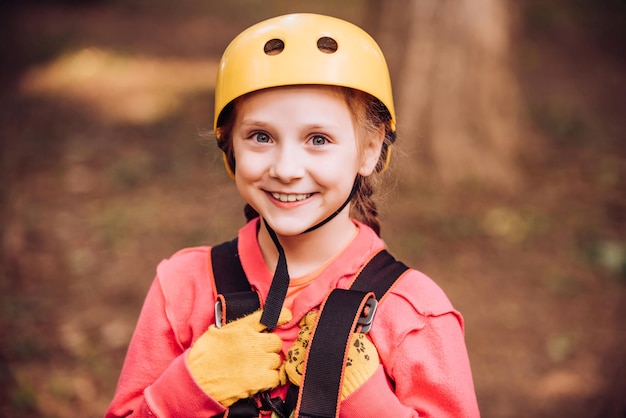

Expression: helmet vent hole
xmin=317 ymin=37 xmax=338 ymax=53
xmin=264 ymin=39 xmax=284 ymax=55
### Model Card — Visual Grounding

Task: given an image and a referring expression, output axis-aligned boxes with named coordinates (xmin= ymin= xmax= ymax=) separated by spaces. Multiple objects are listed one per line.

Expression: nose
xmin=269 ymin=143 xmax=305 ymax=182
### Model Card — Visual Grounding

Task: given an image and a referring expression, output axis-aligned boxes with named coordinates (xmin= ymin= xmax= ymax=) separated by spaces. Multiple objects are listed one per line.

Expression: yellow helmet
xmin=213 ymin=13 xmax=396 ymax=136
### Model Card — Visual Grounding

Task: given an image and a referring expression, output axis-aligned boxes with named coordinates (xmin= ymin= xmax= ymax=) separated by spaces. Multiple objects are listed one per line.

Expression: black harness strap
xmin=210 ymin=238 xmax=247 ymax=293
xmin=296 ymin=289 xmax=374 ymax=418
xmin=295 ymin=250 xmax=409 ymax=418
xmin=260 ymin=220 xmax=290 ymax=330
xmin=350 ymin=249 xmax=410 ymax=300
xmin=211 ymin=238 xmax=263 ymax=418
xmin=210 ymin=238 xmax=260 ymax=326
xmin=220 ymin=399 xmax=259 ymax=418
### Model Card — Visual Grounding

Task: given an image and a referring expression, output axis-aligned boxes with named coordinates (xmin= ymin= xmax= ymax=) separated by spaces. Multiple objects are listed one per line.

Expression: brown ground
xmin=1 ymin=1 xmax=625 ymax=417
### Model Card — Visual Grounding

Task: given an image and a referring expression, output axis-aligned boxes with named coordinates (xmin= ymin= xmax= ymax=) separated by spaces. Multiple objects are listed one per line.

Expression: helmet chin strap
xmin=260 ymin=176 xmax=361 ymax=328
xmin=302 ymin=176 xmax=361 ymax=234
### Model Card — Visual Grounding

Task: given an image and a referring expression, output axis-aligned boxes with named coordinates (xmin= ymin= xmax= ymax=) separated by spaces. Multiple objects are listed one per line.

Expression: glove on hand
xmin=283 ymin=310 xmax=380 ymax=400
xmin=187 ymin=308 xmax=292 ymax=407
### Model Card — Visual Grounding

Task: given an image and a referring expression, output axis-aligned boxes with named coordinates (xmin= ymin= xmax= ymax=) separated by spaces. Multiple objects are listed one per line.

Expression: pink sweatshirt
xmin=105 ymin=219 xmax=480 ymax=417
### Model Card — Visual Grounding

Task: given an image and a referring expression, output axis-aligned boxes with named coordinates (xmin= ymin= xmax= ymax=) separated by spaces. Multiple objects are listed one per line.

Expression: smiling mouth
xmin=271 ymin=192 xmax=312 ymax=203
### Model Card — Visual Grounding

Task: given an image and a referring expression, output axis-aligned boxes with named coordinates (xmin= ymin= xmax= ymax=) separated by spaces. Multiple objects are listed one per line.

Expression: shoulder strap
xmin=350 ymin=249 xmax=409 ymax=300
xmin=295 ymin=249 xmax=409 ymax=418
xmin=296 ymin=289 xmax=373 ymax=418
xmin=211 ymin=238 xmax=248 ymax=294
xmin=210 ymin=238 xmax=260 ymax=326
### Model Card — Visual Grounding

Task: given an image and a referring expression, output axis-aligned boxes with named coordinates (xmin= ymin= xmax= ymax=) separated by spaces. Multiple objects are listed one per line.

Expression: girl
xmin=106 ymin=13 xmax=480 ymax=417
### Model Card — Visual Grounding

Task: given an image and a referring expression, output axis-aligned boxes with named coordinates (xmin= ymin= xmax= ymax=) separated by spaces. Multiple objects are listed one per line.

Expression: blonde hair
xmin=216 ymin=87 xmax=395 ymax=236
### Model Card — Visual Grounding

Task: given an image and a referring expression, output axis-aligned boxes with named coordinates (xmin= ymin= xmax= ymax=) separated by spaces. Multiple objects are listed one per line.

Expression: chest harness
xmin=210 ymin=236 xmax=409 ymax=418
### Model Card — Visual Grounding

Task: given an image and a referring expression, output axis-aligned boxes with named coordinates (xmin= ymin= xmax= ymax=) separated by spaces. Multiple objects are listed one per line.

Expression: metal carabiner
xmin=356 ymin=296 xmax=378 ymax=333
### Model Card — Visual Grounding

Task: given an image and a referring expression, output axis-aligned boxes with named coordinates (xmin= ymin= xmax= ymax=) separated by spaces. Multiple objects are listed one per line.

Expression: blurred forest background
xmin=1 ymin=0 xmax=624 ymax=417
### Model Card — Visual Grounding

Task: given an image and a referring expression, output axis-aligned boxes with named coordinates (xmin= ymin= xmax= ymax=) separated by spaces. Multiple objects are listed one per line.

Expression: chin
xmin=262 ymin=216 xmax=319 ymax=236
xmin=267 ymin=224 xmax=311 ymax=237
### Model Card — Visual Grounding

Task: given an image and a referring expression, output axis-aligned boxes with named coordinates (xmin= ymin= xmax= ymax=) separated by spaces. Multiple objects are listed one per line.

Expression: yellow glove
xmin=187 ymin=308 xmax=292 ymax=407
xmin=283 ymin=311 xmax=379 ymax=400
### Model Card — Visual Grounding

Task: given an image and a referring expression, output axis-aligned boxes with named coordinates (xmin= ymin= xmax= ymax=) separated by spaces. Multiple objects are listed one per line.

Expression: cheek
xmin=234 ymin=160 xmax=262 ymax=205
xmin=234 ymin=155 xmax=261 ymax=184
xmin=233 ymin=143 xmax=262 ymax=177
xmin=314 ymin=152 xmax=360 ymax=185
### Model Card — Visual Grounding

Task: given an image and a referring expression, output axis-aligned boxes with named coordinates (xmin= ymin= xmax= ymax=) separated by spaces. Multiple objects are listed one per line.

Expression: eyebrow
xmin=238 ymin=119 xmax=337 ymax=133
xmin=238 ymin=119 xmax=271 ymax=129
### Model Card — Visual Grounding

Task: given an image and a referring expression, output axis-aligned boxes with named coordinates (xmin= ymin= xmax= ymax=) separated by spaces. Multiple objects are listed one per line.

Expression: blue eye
xmin=254 ymin=132 xmax=271 ymax=143
xmin=311 ymin=135 xmax=328 ymax=146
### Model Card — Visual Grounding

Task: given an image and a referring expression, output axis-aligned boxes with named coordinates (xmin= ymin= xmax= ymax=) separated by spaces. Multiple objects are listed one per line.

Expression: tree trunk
xmin=372 ymin=0 xmax=522 ymax=189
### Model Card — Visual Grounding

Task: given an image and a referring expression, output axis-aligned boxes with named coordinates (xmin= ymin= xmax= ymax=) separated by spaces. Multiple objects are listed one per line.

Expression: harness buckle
xmin=356 ymin=296 xmax=378 ymax=334
xmin=214 ymin=299 xmax=224 ymax=328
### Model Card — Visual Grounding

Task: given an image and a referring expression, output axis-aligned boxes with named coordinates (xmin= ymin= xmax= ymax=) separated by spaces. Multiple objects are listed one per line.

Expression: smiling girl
xmin=106 ymin=13 xmax=480 ymax=418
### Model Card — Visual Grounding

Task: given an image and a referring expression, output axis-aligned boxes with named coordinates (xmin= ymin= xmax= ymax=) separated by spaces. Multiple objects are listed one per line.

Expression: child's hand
xmin=187 ymin=308 xmax=292 ymax=407
xmin=282 ymin=310 xmax=380 ymax=399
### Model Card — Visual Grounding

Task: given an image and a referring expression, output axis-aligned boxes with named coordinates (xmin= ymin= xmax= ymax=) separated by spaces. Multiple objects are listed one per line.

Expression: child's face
xmin=232 ymin=85 xmax=377 ymax=236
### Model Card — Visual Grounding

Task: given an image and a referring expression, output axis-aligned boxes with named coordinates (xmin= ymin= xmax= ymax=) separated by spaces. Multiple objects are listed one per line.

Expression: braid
xmin=350 ymin=175 xmax=381 ymax=236
xmin=345 ymin=89 xmax=394 ymax=237
xmin=244 ymin=204 xmax=259 ymax=222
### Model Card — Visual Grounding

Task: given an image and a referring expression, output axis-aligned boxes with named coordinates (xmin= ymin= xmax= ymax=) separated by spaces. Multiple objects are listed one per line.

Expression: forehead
xmin=239 ymin=85 xmax=345 ymax=106
xmin=235 ymin=85 xmax=353 ymax=122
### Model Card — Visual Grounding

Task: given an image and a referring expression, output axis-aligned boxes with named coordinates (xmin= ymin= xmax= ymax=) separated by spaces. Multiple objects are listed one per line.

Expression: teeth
xmin=272 ymin=192 xmax=311 ymax=202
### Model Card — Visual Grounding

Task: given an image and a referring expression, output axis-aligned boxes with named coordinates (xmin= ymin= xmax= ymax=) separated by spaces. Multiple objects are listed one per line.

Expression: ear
xmin=358 ymin=125 xmax=385 ymax=176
